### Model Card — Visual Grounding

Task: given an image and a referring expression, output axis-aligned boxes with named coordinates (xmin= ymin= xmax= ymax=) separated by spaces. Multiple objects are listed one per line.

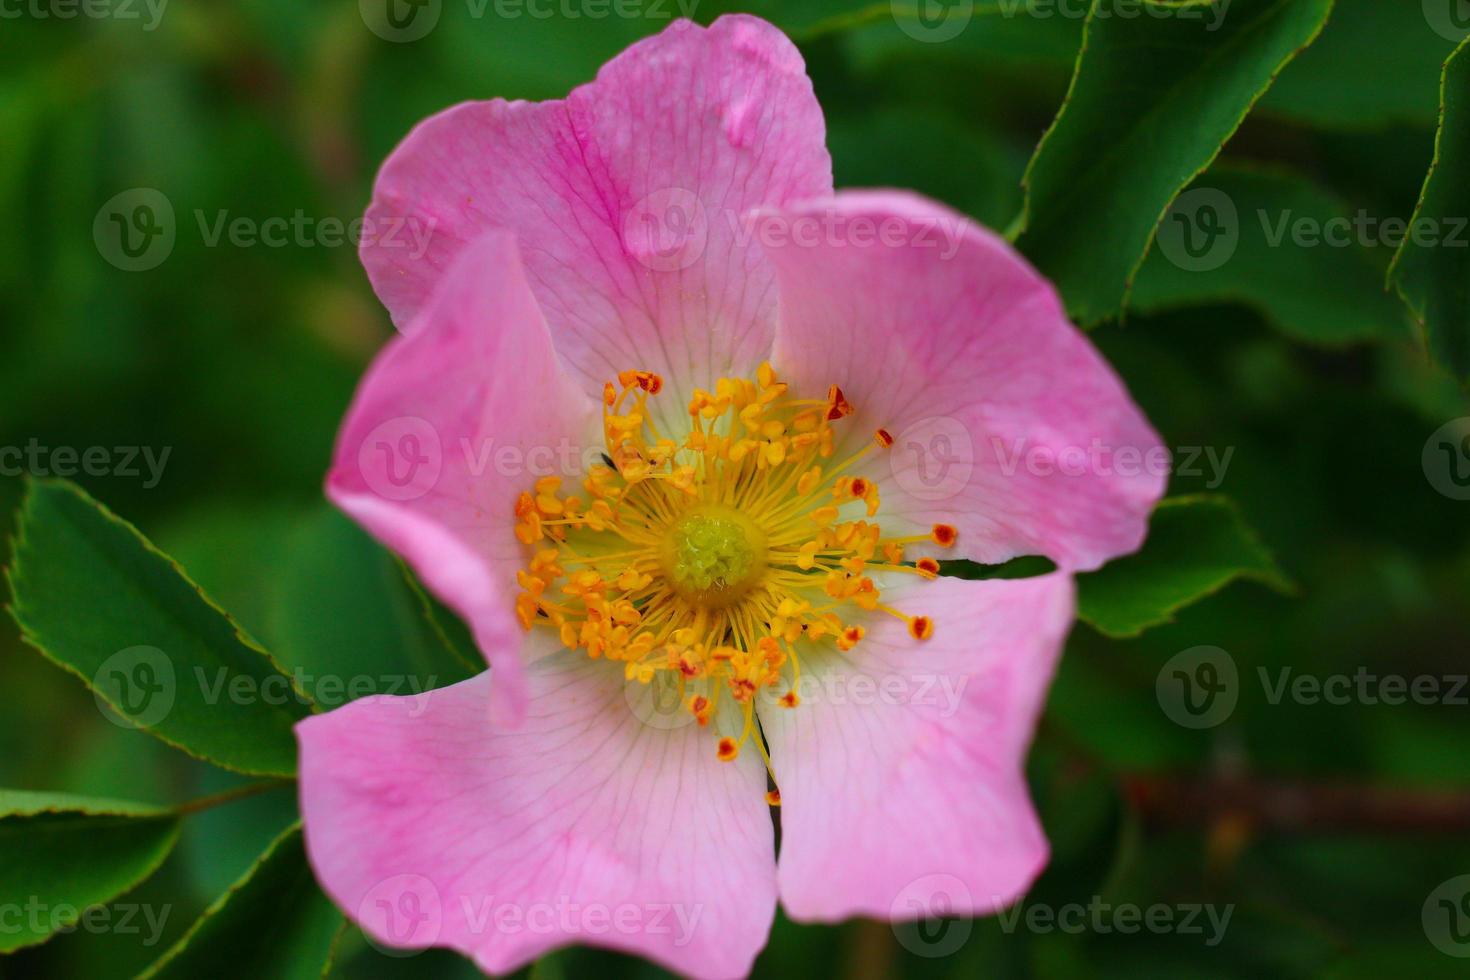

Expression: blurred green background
xmin=3 ymin=1 xmax=1470 ymax=977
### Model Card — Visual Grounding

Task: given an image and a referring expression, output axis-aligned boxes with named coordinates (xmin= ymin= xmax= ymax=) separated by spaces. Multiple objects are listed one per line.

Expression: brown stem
xmin=1124 ymin=774 xmax=1470 ymax=834
xmin=173 ymin=779 xmax=290 ymax=817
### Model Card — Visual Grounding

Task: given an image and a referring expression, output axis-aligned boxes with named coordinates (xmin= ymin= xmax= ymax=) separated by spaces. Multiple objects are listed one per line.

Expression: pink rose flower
xmin=298 ymin=15 xmax=1165 ymax=979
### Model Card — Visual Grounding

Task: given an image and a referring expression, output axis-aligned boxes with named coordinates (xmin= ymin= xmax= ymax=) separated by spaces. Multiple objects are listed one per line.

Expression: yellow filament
xmin=512 ymin=363 xmax=948 ymax=761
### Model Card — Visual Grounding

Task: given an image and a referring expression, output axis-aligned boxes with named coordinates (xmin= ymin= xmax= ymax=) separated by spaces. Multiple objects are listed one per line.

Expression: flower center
xmin=511 ymin=363 xmax=956 ymax=770
xmin=659 ymin=505 xmax=767 ymax=608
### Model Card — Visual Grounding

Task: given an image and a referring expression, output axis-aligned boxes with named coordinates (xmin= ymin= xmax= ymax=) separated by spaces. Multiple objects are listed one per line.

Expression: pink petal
xmin=327 ymin=230 xmax=596 ymax=725
xmin=755 ymin=191 xmax=1166 ymax=572
xmin=361 ymin=15 xmax=832 ymax=425
xmin=297 ymin=639 xmax=777 ymax=980
xmin=757 ymin=573 xmax=1074 ymax=922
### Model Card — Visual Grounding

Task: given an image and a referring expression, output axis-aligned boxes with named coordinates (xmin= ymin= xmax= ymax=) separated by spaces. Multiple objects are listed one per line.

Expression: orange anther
xmin=826 ymin=384 xmax=854 ymax=420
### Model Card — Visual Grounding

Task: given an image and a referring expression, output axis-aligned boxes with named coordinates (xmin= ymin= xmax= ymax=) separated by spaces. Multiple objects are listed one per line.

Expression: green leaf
xmin=1014 ymin=0 xmax=1333 ymax=323
xmin=1131 ymin=164 xmax=1411 ymax=346
xmin=828 ymin=104 xmax=1027 ymax=231
xmin=0 ymin=790 xmax=182 ymax=953
xmin=265 ymin=506 xmax=477 ymax=707
xmin=179 ymin=771 xmax=300 ymax=900
xmin=1077 ymin=495 xmax=1290 ymax=637
xmin=399 ymin=565 xmax=483 ymax=678
xmin=528 ymin=950 xmax=569 ymax=980
xmin=155 ymin=502 xmax=309 ymax=645
xmin=139 ymin=823 xmax=345 ymax=980
xmin=843 ymin=2 xmax=1085 ymax=72
xmin=1389 ymin=38 xmax=1470 ymax=382
xmin=1260 ymin=0 xmax=1460 ymax=130
xmin=326 ymin=938 xmax=485 ymax=979
xmin=941 ymin=555 xmax=1059 ymax=581
xmin=702 ymin=0 xmax=884 ymax=38
xmin=6 ymin=480 xmax=310 ymax=778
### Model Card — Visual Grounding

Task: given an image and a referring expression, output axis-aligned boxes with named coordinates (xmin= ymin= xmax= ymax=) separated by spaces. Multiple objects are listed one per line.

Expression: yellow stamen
xmin=511 ymin=363 xmax=940 ymax=760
